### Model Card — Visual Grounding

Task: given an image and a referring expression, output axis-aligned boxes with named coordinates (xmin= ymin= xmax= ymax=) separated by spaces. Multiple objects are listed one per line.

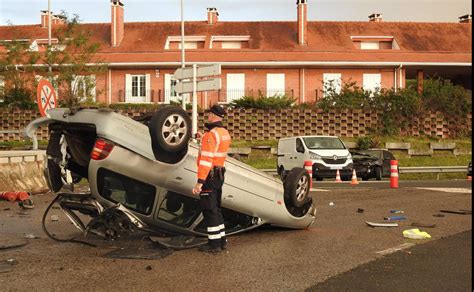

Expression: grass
xmin=0 ymin=140 xmax=48 ymax=150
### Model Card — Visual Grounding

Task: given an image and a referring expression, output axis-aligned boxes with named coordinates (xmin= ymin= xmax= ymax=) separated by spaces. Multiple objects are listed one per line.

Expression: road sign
xmin=174 ymin=64 xmax=221 ymax=80
xmin=175 ymin=78 xmax=221 ymax=95
xmin=36 ymin=79 xmax=57 ymax=117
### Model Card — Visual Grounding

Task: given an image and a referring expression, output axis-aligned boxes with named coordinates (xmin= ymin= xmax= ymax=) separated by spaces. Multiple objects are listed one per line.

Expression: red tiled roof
xmin=0 ymin=21 xmax=471 ymax=64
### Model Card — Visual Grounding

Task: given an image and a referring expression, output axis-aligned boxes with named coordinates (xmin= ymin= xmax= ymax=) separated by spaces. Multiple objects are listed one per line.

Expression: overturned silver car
xmin=25 ymin=106 xmax=315 ymax=242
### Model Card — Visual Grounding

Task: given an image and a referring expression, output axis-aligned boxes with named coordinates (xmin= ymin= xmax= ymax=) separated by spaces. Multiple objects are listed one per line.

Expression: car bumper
xmin=312 ymin=163 xmax=353 ymax=178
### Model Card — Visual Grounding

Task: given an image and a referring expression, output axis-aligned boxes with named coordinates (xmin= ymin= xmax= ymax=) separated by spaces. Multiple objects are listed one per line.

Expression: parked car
xmin=277 ymin=136 xmax=353 ymax=181
xmin=350 ymin=149 xmax=396 ymax=180
xmin=350 ymin=151 xmax=382 ymax=181
xmin=25 ymin=106 xmax=315 ymax=242
xmin=468 ymin=161 xmax=472 ymax=177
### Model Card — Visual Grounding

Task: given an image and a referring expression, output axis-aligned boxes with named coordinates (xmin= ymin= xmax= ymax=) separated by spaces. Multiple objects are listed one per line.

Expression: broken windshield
xmin=303 ymin=137 xmax=346 ymax=150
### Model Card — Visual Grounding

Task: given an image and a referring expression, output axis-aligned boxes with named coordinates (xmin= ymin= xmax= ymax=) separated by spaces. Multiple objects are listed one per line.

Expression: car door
xmin=292 ymin=138 xmax=306 ymax=169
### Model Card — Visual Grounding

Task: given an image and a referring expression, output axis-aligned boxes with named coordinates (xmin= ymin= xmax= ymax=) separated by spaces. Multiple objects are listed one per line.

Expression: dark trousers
xmin=199 ymin=167 xmax=226 ymax=248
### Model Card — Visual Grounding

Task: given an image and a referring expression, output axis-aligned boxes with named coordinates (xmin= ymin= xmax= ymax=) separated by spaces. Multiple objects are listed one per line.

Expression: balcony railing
xmin=118 ymin=88 xmax=295 ymax=104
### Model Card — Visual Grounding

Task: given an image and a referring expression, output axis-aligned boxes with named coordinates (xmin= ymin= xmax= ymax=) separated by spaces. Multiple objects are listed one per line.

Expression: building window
xmin=221 ymin=41 xmax=242 ymax=49
xmin=323 ymin=73 xmax=342 ymax=97
xmin=165 ymin=36 xmax=206 ymax=50
xmin=360 ymin=42 xmax=380 ymax=50
xmin=125 ymin=74 xmax=150 ymax=103
xmin=363 ymin=73 xmax=382 ymax=95
xmin=132 ymin=75 xmax=146 ymax=97
xmin=266 ymin=74 xmax=285 ymax=97
xmin=226 ymin=73 xmax=245 ymax=103
xmin=178 ymin=42 xmax=198 ymax=49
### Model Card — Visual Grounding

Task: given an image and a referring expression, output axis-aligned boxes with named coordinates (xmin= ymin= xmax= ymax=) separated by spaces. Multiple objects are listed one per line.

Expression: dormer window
xmin=165 ymin=36 xmax=206 ymax=50
xmin=210 ymin=36 xmax=250 ymax=49
xmin=351 ymin=36 xmax=399 ymax=50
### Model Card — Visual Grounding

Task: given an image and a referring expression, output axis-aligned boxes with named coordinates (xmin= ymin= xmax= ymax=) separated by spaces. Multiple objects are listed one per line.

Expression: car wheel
xmin=149 ymin=106 xmax=191 ymax=163
xmin=149 ymin=106 xmax=191 ymax=153
xmin=375 ymin=166 xmax=382 ymax=181
xmin=284 ymin=168 xmax=311 ymax=208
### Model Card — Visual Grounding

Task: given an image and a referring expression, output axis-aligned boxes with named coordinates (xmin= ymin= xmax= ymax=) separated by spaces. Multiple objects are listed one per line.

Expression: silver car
xmin=25 ymin=106 xmax=315 ymax=241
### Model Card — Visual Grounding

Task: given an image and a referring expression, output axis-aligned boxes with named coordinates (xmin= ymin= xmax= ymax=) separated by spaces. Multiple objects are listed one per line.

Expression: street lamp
xmin=180 ymin=0 xmax=186 ymax=110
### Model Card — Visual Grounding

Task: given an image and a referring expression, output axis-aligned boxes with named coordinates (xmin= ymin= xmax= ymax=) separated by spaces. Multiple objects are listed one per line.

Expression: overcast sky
xmin=0 ymin=0 xmax=472 ymax=25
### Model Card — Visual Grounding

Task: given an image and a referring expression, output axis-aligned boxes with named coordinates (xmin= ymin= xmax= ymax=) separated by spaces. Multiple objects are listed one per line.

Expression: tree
xmin=0 ymin=13 xmax=105 ymax=109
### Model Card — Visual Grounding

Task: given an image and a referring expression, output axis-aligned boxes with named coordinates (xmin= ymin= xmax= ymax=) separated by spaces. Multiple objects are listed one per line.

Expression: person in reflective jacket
xmin=192 ymin=104 xmax=232 ymax=253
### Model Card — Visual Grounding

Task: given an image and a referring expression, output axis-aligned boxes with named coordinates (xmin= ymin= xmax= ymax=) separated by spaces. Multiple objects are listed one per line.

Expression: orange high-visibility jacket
xmin=197 ymin=127 xmax=232 ymax=183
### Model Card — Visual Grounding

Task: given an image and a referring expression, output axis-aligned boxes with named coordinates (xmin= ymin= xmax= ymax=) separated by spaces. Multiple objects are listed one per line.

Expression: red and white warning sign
xmin=36 ymin=79 xmax=57 ymax=117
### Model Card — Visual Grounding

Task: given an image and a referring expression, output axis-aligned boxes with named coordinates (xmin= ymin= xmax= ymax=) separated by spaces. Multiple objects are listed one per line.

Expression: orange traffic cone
xmin=335 ymin=169 xmax=342 ymax=182
xmin=350 ymin=169 xmax=359 ymax=185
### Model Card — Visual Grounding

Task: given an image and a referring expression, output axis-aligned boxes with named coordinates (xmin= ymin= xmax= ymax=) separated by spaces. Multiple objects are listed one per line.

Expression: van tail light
xmin=91 ymin=139 xmax=114 ymax=160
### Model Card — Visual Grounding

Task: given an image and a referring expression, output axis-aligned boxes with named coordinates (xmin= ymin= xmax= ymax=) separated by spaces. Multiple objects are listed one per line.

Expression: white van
xmin=277 ymin=136 xmax=353 ymax=181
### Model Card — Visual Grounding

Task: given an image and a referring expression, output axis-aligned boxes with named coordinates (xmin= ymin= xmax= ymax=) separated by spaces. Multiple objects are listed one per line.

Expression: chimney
xmin=207 ymin=8 xmax=219 ymax=25
xmin=297 ymin=0 xmax=308 ymax=45
xmin=52 ymin=14 xmax=66 ymax=25
xmin=459 ymin=14 xmax=472 ymax=23
xmin=40 ymin=10 xmax=51 ymax=28
xmin=111 ymin=0 xmax=125 ymax=47
xmin=369 ymin=13 xmax=383 ymax=22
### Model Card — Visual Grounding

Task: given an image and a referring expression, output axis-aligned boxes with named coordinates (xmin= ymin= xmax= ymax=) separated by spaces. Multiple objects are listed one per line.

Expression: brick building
xmin=0 ymin=0 xmax=472 ymax=108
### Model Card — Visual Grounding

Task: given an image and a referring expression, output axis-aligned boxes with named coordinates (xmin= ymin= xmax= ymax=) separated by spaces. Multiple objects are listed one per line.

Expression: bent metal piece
xmin=46 ymin=193 xmax=147 ymax=242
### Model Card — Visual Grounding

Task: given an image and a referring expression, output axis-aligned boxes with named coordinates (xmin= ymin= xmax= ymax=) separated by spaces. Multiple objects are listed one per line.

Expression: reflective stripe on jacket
xmin=197 ymin=127 xmax=231 ymax=183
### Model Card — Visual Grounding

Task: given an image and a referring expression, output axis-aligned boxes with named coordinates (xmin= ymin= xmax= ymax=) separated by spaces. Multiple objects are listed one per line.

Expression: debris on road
xmin=440 ymin=210 xmax=472 ymax=215
xmin=433 ymin=214 xmax=445 ymax=217
xmin=19 ymin=199 xmax=34 ymax=209
xmin=357 ymin=208 xmax=364 ymax=213
xmin=145 ymin=265 xmax=153 ymax=271
xmin=390 ymin=210 xmax=404 ymax=214
xmin=0 ymin=191 xmax=31 ymax=202
xmin=411 ymin=223 xmax=436 ymax=228
xmin=329 ymin=202 xmax=335 ymax=207
xmin=103 ymin=246 xmax=173 ymax=260
xmin=403 ymin=228 xmax=431 ymax=239
xmin=149 ymin=235 xmax=208 ymax=250
xmin=24 ymin=233 xmax=39 ymax=239
xmin=0 ymin=259 xmax=18 ymax=274
xmin=366 ymin=221 xmax=399 ymax=228
xmin=0 ymin=238 xmax=28 ymax=250
xmin=3 ymin=208 xmax=11 ymax=211
xmin=384 ymin=215 xmax=407 ymax=221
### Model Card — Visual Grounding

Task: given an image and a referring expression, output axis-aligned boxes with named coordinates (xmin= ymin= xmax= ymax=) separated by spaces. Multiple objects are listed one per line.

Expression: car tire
xmin=149 ymin=106 xmax=191 ymax=163
xmin=375 ymin=166 xmax=382 ymax=181
xmin=284 ymin=168 xmax=311 ymax=208
xmin=149 ymin=106 xmax=191 ymax=153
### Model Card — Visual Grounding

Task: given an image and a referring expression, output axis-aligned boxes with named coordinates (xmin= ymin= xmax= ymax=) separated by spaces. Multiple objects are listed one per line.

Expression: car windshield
xmin=303 ymin=137 xmax=346 ymax=150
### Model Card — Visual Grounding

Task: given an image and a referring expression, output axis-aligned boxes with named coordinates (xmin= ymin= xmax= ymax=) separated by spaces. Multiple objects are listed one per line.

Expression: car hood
xmin=309 ymin=149 xmax=350 ymax=157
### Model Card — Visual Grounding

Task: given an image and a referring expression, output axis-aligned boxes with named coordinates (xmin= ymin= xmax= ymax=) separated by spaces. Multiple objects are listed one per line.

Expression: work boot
xmin=221 ymin=238 xmax=228 ymax=250
xmin=198 ymin=243 xmax=222 ymax=253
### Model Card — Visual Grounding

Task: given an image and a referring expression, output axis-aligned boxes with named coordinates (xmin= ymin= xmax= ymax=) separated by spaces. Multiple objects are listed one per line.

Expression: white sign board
xmin=175 ymin=78 xmax=221 ymax=95
xmin=174 ymin=64 xmax=221 ymax=80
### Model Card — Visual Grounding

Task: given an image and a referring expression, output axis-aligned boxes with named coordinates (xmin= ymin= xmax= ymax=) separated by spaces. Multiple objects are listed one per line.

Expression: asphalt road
xmin=0 ymin=180 xmax=471 ymax=291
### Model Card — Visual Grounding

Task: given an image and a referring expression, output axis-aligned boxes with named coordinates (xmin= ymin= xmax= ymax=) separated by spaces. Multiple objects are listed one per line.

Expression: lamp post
xmin=180 ymin=0 xmax=186 ymax=110
xmin=48 ymin=0 xmax=52 ymax=73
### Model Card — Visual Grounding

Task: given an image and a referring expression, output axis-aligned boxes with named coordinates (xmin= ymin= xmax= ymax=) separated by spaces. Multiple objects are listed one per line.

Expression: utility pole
xmin=180 ymin=0 xmax=186 ymax=110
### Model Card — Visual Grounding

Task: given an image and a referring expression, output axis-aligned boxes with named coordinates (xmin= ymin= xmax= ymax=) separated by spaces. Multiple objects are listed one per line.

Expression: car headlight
xmin=309 ymin=153 xmax=321 ymax=160
xmin=346 ymin=153 xmax=352 ymax=159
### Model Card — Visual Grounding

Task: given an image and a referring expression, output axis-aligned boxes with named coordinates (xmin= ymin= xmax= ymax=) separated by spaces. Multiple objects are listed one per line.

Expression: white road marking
xmin=376 ymin=243 xmax=415 ymax=256
xmin=416 ymin=188 xmax=472 ymax=194
xmin=310 ymin=188 xmax=329 ymax=192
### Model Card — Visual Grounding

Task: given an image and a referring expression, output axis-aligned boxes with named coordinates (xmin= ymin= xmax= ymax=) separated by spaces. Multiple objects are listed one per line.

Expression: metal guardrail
xmin=260 ymin=166 xmax=468 ymax=176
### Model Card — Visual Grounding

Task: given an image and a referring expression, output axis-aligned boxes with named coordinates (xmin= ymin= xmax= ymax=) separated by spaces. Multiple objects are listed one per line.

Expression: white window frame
xmin=363 ymin=73 xmax=382 ymax=95
xmin=125 ymin=74 xmax=151 ymax=103
xmin=164 ymin=36 xmax=206 ymax=50
xmin=323 ymin=73 xmax=342 ymax=97
xmin=210 ymin=36 xmax=250 ymax=48
xmin=226 ymin=73 xmax=246 ymax=103
xmin=178 ymin=42 xmax=198 ymax=49
xmin=266 ymin=73 xmax=285 ymax=97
